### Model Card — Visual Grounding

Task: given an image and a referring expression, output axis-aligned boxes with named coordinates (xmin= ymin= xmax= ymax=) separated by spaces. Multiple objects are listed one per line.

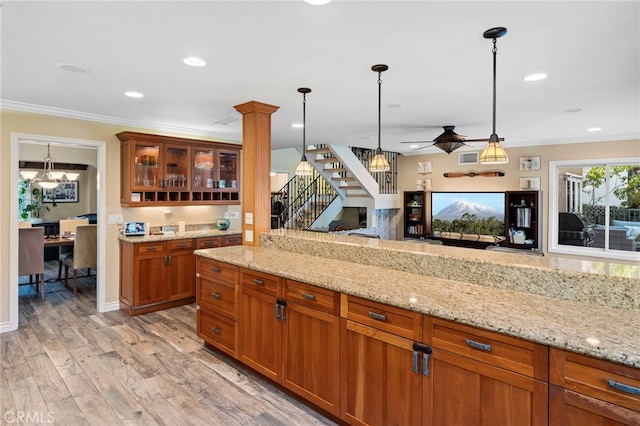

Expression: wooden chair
xmin=57 ymin=218 xmax=89 ymax=280
xmin=18 ymin=221 xmax=32 ymax=228
xmin=19 ymin=227 xmax=45 ymax=298
xmin=62 ymin=224 xmax=97 ymax=295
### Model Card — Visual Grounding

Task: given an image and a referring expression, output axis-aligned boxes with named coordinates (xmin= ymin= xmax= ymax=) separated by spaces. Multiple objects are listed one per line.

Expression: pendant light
xmin=20 ymin=144 xmax=61 ymax=189
xmin=479 ymin=27 xmax=509 ymax=165
xmin=369 ymin=64 xmax=391 ymax=173
xmin=295 ymin=87 xmax=314 ymax=176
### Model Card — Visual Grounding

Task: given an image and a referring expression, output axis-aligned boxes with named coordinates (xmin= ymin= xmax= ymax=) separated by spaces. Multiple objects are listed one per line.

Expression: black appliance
xmin=558 ymin=212 xmax=597 ymax=247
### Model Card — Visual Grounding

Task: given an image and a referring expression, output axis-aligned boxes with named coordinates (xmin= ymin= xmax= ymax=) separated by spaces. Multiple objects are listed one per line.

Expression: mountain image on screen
xmin=434 ymin=200 xmax=504 ymax=221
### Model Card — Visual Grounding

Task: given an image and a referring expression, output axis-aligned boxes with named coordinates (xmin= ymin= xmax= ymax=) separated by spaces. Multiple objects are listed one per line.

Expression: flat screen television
xmin=431 ymin=192 xmax=505 ymax=238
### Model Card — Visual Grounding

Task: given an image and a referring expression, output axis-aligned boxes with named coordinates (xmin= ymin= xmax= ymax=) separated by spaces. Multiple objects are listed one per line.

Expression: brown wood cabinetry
xmin=426 ymin=317 xmax=549 ymax=425
xmin=236 ymin=269 xmax=341 ymax=417
xmin=341 ymin=295 xmax=425 ymax=425
xmin=196 ymin=257 xmax=239 ymax=357
xmin=550 ymin=348 xmax=640 ymax=424
xmin=117 ymin=131 xmax=241 ymax=206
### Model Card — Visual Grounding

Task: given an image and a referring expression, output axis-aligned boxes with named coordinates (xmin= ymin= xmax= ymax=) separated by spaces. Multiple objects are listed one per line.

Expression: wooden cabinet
xmin=504 ymin=190 xmax=542 ymax=251
xmin=120 ymin=239 xmax=196 ymax=315
xmin=549 ymin=348 xmax=640 ymax=424
xmin=117 ymin=131 xmax=241 ymax=206
xmin=196 ymin=234 xmax=242 ymax=249
xmin=236 ymin=269 xmax=342 ymax=417
xmin=196 ymin=257 xmax=239 ymax=357
xmin=341 ymin=295 xmax=426 ymax=426
xmin=120 ymin=235 xmax=241 ymax=316
xmin=404 ymin=191 xmax=427 ymax=239
xmin=425 ymin=317 xmax=549 ymax=425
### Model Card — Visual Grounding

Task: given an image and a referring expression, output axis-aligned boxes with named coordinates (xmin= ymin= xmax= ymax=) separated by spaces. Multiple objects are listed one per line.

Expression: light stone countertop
xmin=118 ymin=229 xmax=240 ymax=243
xmin=195 ymin=238 xmax=640 ymax=368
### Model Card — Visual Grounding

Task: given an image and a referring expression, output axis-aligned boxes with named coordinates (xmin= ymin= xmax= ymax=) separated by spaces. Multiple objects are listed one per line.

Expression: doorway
xmin=6 ymin=133 xmax=109 ymax=332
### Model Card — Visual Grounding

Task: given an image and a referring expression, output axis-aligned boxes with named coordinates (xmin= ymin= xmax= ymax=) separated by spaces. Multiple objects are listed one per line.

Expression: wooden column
xmin=233 ymin=101 xmax=280 ymax=246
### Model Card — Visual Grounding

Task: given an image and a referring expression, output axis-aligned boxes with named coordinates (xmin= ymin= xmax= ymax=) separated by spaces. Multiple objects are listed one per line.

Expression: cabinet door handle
xmin=368 ymin=311 xmax=387 ymax=322
xmin=211 ymin=327 xmax=221 ymax=335
xmin=301 ymin=293 xmax=316 ymax=301
xmin=280 ymin=304 xmax=286 ymax=321
xmin=412 ymin=343 xmax=432 ymax=376
xmin=465 ymin=338 xmax=492 ymax=352
xmin=163 ymin=255 xmax=168 ymax=265
xmin=607 ymin=379 xmax=640 ymax=395
xmin=422 ymin=350 xmax=432 ymax=377
xmin=274 ymin=303 xmax=280 ymax=320
xmin=211 ymin=293 xmax=221 ymax=299
xmin=412 ymin=350 xmax=419 ymax=374
xmin=211 ymin=267 xmax=221 ymax=273
xmin=252 ymin=279 xmax=264 ymax=286
xmin=167 ymin=255 xmax=172 ymax=265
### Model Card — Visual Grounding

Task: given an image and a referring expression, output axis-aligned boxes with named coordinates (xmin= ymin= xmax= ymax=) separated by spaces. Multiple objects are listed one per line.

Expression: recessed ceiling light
xmin=304 ymin=0 xmax=332 ymax=5
xmin=523 ymin=73 xmax=547 ymax=82
xmin=124 ymin=91 xmax=144 ymax=98
xmin=387 ymin=104 xmax=403 ymax=109
xmin=56 ymin=63 xmax=91 ymax=74
xmin=291 ymin=123 xmax=304 ymax=128
xmin=409 ymin=145 xmax=419 ymax=149
xmin=587 ymin=127 xmax=602 ymax=132
xmin=183 ymin=57 xmax=207 ymax=67
xmin=564 ymin=108 xmax=582 ymax=113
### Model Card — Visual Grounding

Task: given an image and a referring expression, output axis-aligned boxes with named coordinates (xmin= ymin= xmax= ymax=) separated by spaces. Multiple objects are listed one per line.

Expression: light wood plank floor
xmin=3 ymin=263 xmax=337 ymax=425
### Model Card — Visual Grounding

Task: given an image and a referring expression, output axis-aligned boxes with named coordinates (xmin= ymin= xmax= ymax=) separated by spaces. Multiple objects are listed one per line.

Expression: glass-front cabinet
xmin=118 ymin=131 xmax=241 ymax=206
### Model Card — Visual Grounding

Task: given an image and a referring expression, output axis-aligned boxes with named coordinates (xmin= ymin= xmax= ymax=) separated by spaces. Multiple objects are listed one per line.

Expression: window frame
xmin=548 ymin=157 xmax=640 ymax=261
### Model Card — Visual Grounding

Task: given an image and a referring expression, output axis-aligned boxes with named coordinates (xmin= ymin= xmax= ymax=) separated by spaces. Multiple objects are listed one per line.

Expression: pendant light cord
xmin=492 ymin=37 xmax=498 ymax=138
xmin=302 ymin=91 xmax=307 ymax=160
xmin=377 ymin=71 xmax=382 ymax=153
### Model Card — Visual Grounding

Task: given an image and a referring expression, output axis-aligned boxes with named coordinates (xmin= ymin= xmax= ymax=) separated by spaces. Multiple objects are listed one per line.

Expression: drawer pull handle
xmin=465 ymin=339 xmax=492 ymax=352
xmin=607 ymin=379 xmax=640 ymax=395
xmin=211 ymin=327 xmax=221 ymax=335
xmin=368 ymin=311 xmax=387 ymax=322
xmin=211 ymin=267 xmax=220 ymax=273
xmin=212 ymin=293 xmax=221 ymax=299
xmin=253 ymin=279 xmax=264 ymax=286
xmin=177 ymin=243 xmax=188 ymax=248
xmin=301 ymin=293 xmax=316 ymax=301
xmin=146 ymin=246 xmax=157 ymax=251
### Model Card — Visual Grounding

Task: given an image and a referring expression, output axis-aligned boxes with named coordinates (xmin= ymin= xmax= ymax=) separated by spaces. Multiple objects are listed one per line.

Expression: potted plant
xmin=18 ymin=179 xmax=56 ymax=220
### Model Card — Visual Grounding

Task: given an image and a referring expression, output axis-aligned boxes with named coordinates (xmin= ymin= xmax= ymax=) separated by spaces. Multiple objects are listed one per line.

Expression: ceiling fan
xmin=400 ymin=125 xmax=503 ymax=154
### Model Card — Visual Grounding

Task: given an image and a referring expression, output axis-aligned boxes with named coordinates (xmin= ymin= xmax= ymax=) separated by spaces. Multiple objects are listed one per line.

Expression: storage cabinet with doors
xmin=117 ymin=131 xmax=241 ymax=206
xmin=235 ymin=269 xmax=342 ymax=417
xmin=504 ymin=190 xmax=542 ymax=252
xmin=196 ymin=257 xmax=239 ymax=358
xmin=404 ymin=191 xmax=427 ymax=239
xmin=424 ymin=317 xmax=549 ymax=425
xmin=340 ymin=295 xmax=428 ymax=426
xmin=549 ymin=348 xmax=640 ymax=424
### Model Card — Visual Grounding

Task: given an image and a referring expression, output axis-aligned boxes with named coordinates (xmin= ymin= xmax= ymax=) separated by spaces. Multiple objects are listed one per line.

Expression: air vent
xmin=458 ymin=151 xmax=479 ymax=165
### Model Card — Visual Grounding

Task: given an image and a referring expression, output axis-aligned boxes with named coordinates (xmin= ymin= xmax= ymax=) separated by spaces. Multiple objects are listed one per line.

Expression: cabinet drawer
xmin=342 ymin=295 xmax=422 ymax=340
xmin=136 ymin=242 xmax=165 ymax=255
xmin=197 ymin=237 xmax=221 ymax=249
xmin=222 ymin=234 xmax=242 ymax=246
xmin=199 ymin=276 xmax=236 ymax=318
xmin=284 ymin=279 xmax=339 ymax=315
xmin=426 ymin=317 xmax=548 ymax=380
xmin=550 ymin=348 xmax=640 ymax=412
xmin=197 ymin=309 xmax=236 ymax=357
xmin=168 ymin=239 xmax=194 ymax=252
xmin=240 ymin=268 xmax=280 ymax=297
xmin=197 ymin=258 xmax=238 ymax=284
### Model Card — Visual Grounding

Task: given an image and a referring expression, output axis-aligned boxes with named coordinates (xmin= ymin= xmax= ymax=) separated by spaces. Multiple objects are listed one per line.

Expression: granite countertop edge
xmin=195 ymin=246 xmax=640 ymax=368
xmin=118 ymin=229 xmax=240 ymax=243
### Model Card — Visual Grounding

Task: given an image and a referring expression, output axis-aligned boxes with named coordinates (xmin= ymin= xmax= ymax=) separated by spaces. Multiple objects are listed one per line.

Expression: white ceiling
xmin=2 ymin=1 xmax=639 ymax=156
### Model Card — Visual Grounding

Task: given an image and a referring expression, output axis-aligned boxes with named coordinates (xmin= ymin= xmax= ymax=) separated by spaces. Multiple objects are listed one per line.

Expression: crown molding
xmin=0 ymin=100 xmax=242 ymax=144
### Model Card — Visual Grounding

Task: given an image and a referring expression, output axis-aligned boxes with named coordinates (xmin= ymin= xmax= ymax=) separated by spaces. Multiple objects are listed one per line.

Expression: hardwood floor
xmin=3 ymin=263 xmax=337 ymax=425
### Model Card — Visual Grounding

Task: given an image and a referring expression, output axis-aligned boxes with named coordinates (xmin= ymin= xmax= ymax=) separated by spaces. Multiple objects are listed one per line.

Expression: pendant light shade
xmin=20 ymin=144 xmax=61 ymax=189
xmin=369 ymin=64 xmax=390 ymax=173
xmin=295 ymin=87 xmax=314 ymax=176
xmin=480 ymin=27 xmax=509 ymax=165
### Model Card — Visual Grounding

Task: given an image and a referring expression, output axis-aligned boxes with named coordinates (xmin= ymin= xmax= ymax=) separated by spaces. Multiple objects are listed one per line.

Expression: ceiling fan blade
xmin=411 ymin=146 xmax=431 ymax=151
xmin=460 ymin=137 xmax=505 ymax=142
xmin=400 ymin=141 xmax=432 ymax=144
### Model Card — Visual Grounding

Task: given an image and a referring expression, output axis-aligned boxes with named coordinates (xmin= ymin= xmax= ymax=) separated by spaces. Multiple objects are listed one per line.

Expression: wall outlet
xmin=108 ymin=214 xmax=123 ymax=225
xmin=230 ymin=211 xmax=240 ymax=220
xmin=224 ymin=211 xmax=230 ymax=219
xmin=244 ymin=230 xmax=254 ymax=243
xmin=245 ymin=212 xmax=253 ymax=225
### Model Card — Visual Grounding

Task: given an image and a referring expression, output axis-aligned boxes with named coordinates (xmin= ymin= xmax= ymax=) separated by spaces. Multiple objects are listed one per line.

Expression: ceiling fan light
xmin=433 ymin=140 xmax=466 ymax=154
xmin=369 ymin=149 xmax=391 ymax=172
xmin=479 ymin=141 xmax=509 ymax=164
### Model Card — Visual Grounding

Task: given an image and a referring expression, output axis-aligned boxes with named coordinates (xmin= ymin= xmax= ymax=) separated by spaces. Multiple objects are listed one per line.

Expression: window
xmin=549 ymin=158 xmax=640 ymax=260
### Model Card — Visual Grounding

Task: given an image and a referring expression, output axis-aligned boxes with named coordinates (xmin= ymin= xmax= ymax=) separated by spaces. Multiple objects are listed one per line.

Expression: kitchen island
xmin=194 ymin=229 xmax=640 ymax=425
